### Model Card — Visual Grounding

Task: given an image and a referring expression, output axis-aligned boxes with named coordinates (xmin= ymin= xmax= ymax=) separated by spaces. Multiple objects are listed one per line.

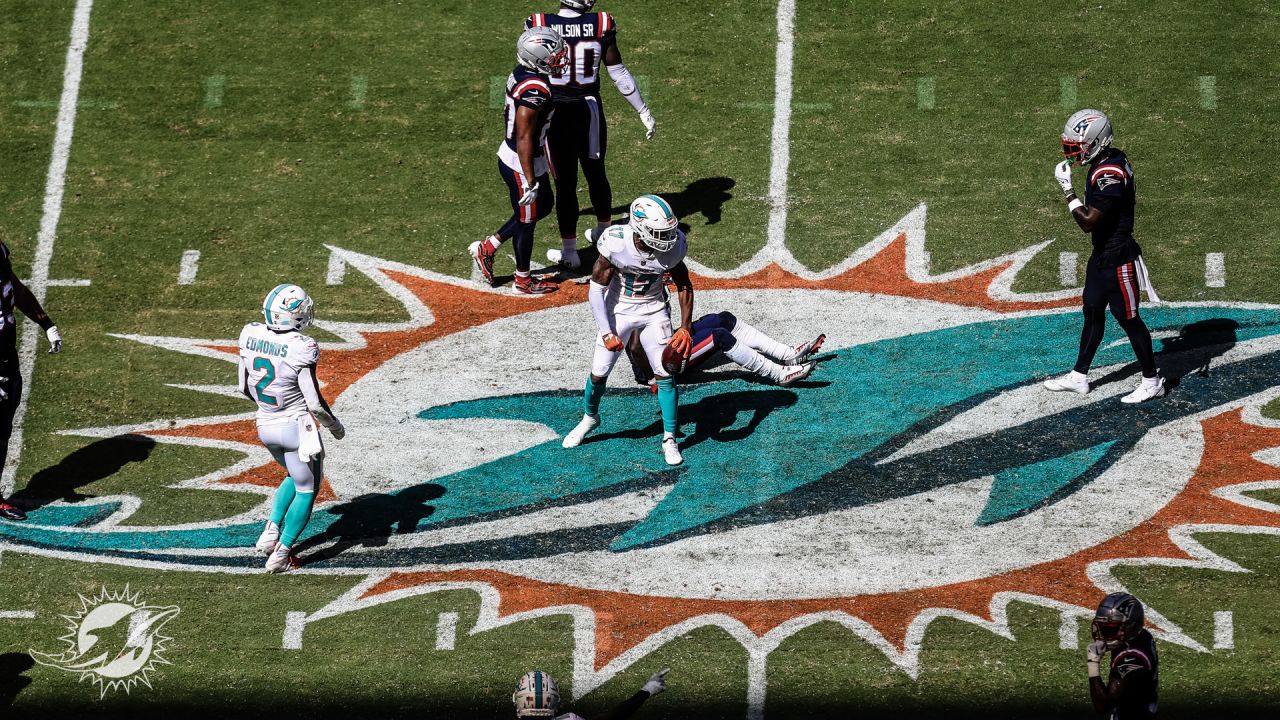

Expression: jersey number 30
xmin=253 ymin=357 xmax=278 ymax=405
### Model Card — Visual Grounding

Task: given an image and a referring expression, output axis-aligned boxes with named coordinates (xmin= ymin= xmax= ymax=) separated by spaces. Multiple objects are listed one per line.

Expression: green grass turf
xmin=1 ymin=0 xmax=1279 ymax=717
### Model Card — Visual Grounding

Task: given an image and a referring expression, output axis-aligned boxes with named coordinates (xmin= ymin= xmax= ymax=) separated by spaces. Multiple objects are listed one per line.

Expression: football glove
xmin=642 ymin=668 xmax=670 ymax=696
xmin=518 ymin=181 xmax=539 ymax=207
xmin=329 ymin=418 xmax=346 ymax=440
xmin=46 ymin=325 xmax=62 ymax=354
xmin=0 ymin=377 xmax=8 ymax=402
xmin=668 ymin=327 xmax=692 ymax=357
xmin=640 ymin=109 xmax=656 ymax=140
xmin=1054 ymin=160 xmax=1074 ymax=197
xmin=1086 ymin=640 xmax=1105 ymax=678
xmin=602 ymin=333 xmax=624 ymax=352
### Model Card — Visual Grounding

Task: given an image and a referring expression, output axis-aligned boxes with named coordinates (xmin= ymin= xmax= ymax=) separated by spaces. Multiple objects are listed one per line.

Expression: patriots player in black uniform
xmin=526 ymin=1 xmax=656 ymax=271
xmin=1087 ymin=592 xmax=1159 ymax=719
xmin=471 ymin=27 xmax=566 ymax=295
xmin=1045 ymin=109 xmax=1164 ymax=403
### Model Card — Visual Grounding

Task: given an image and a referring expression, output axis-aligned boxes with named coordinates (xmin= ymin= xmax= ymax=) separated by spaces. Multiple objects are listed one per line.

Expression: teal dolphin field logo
xmin=3 ymin=212 xmax=1280 ymax=711
xmin=30 ymin=586 xmax=179 ymax=697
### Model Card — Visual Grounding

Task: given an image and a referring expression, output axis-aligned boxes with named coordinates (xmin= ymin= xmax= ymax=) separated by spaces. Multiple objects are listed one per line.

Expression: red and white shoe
xmin=778 ymin=362 xmax=815 ymax=387
xmin=0 ymin=500 xmax=27 ymax=522
xmin=469 ymin=237 xmax=498 ymax=287
xmin=513 ymin=274 xmax=558 ymax=295
xmin=791 ymin=333 xmax=826 ymax=363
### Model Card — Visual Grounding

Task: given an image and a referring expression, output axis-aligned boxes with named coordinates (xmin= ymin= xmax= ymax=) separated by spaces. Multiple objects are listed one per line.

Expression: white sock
xmin=725 ymin=340 xmax=788 ymax=382
xmin=1143 ymin=375 xmax=1161 ymax=386
xmin=515 ymin=270 xmax=530 ymax=279
xmin=663 ymin=431 xmax=675 ymax=440
xmin=731 ymin=319 xmax=795 ymax=362
xmin=484 ymin=234 xmax=502 ymax=251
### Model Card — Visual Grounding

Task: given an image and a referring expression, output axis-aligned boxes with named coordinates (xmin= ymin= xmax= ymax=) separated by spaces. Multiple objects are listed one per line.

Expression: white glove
xmin=329 ymin=418 xmax=346 ymax=440
xmin=642 ymin=668 xmax=669 ymax=696
xmin=46 ymin=325 xmax=62 ymax=354
xmin=639 ymin=109 xmax=656 ymax=140
xmin=1054 ymin=160 xmax=1074 ymax=196
xmin=0 ymin=377 xmax=8 ymax=402
xmin=1086 ymin=640 xmax=1105 ymax=677
xmin=518 ymin=181 xmax=539 ymax=207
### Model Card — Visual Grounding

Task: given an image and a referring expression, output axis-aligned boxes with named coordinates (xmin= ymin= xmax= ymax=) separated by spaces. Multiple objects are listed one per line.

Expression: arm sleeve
xmin=589 ymin=281 xmax=615 ymax=336
xmin=237 ymin=355 xmax=253 ymax=401
xmin=298 ymin=365 xmax=339 ymax=428
xmin=606 ymin=62 xmax=649 ymax=116
xmin=594 ymin=690 xmax=650 ymax=720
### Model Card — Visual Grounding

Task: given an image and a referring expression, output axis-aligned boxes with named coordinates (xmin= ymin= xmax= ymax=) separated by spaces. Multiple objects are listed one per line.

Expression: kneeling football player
xmin=562 ymin=195 xmax=694 ymax=466
xmin=513 ymin=668 xmax=668 ymax=719
xmin=627 ymin=310 xmax=823 ymax=388
xmin=238 ymin=284 xmax=346 ymax=573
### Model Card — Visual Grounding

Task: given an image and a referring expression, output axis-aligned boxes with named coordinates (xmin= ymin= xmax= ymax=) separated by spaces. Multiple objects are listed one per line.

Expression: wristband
xmin=1087 ymin=660 xmax=1101 ymax=678
xmin=1067 ymin=198 xmax=1084 ymax=212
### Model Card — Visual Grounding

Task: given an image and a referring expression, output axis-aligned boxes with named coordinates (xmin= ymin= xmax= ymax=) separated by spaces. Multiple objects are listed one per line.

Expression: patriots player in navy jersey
xmin=512 ymin=668 xmax=668 ymax=719
xmin=1045 ymin=109 xmax=1164 ymax=403
xmin=626 ymin=310 xmax=823 ymax=388
xmin=470 ymin=27 xmax=567 ymax=295
xmin=526 ymin=1 xmax=656 ymax=271
xmin=1086 ymin=592 xmax=1159 ymax=719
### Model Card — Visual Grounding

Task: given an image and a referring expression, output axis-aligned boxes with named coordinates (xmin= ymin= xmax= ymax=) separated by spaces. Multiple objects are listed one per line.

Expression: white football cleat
xmin=583 ymin=226 xmax=608 ymax=245
xmin=562 ymin=414 xmax=600 ymax=448
xmin=1043 ymin=371 xmax=1090 ymax=395
xmin=265 ymin=544 xmax=300 ymax=573
xmin=1121 ymin=375 xmax=1165 ymax=404
xmin=255 ymin=520 xmax=281 ymax=555
xmin=790 ymin=334 xmax=826 ymax=363
xmin=777 ymin=362 xmax=815 ymax=387
xmin=546 ymin=248 xmax=581 ymax=270
xmin=662 ymin=437 xmax=683 ymax=466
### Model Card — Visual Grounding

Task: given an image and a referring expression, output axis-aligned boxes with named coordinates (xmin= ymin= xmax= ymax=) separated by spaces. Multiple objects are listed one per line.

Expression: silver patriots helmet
xmin=516 ymin=27 xmax=568 ymax=76
xmin=1091 ymin=591 xmax=1145 ymax=650
xmin=1062 ymin=108 xmax=1114 ymax=165
xmin=560 ymin=0 xmax=598 ymax=10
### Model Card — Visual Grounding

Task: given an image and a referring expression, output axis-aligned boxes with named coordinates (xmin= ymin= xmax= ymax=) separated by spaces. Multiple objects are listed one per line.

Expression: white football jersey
xmin=597 ymin=224 xmax=687 ymax=315
xmin=238 ymin=322 xmax=320 ymax=422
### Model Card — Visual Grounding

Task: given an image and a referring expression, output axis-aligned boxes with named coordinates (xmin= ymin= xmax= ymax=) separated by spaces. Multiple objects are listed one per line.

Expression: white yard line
xmin=1058 ymin=251 xmax=1078 ymax=287
xmin=765 ymin=0 xmax=797 ymax=259
xmin=1205 ymin=252 xmax=1225 ymax=288
xmin=177 ymin=249 xmax=201 ymax=285
xmin=1213 ymin=610 xmax=1234 ymax=650
xmin=1198 ymin=75 xmax=1217 ymax=110
xmin=435 ymin=611 xmax=459 ymax=650
xmin=2 ymin=0 xmax=95 ymax=497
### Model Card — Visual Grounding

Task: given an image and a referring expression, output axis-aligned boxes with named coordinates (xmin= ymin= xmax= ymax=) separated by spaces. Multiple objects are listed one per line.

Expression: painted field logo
xmin=31 ymin=586 xmax=179 ymax=697
xmin=2 ymin=205 xmax=1279 ymax=716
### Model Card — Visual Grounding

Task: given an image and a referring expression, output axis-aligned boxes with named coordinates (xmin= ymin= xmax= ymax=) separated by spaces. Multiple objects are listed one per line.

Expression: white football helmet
xmin=560 ymin=0 xmax=597 ymax=10
xmin=513 ymin=670 xmax=560 ymax=718
xmin=516 ymin=27 xmax=569 ymax=75
xmin=261 ymin=283 xmax=314 ymax=332
xmin=1062 ymin=108 xmax=1113 ymax=165
xmin=629 ymin=194 xmax=679 ymax=253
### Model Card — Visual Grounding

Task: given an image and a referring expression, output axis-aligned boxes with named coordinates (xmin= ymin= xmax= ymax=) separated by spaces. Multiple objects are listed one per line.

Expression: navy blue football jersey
xmin=0 ymin=241 xmax=17 ymax=363
xmin=1084 ymin=148 xmax=1141 ymax=267
xmin=1107 ymin=629 xmax=1159 ymax=719
xmin=498 ymin=65 xmax=554 ymax=174
xmin=525 ymin=11 xmax=617 ymax=101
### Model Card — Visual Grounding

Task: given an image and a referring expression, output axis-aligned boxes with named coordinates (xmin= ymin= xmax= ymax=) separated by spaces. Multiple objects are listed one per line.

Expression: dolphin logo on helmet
xmin=629 ymin=194 xmax=679 ymax=253
xmin=261 ymin=284 xmax=314 ymax=332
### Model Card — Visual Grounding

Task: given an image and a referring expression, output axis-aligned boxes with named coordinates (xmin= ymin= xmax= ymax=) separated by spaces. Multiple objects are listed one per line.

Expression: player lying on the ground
xmin=238 ymin=284 xmax=346 ymax=573
xmin=562 ymin=195 xmax=693 ymax=466
xmin=525 ymin=0 xmax=657 ymax=270
xmin=471 ymin=27 xmax=568 ymax=295
xmin=625 ymin=310 xmax=823 ymax=388
xmin=1044 ymin=108 xmax=1164 ymax=403
xmin=1086 ymin=592 xmax=1159 ymax=719
xmin=513 ymin=668 xmax=668 ymax=719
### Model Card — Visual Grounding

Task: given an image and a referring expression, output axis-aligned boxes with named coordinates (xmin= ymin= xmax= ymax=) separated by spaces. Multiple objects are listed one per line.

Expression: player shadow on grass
xmin=1092 ymin=317 xmax=1240 ymax=393
xmin=582 ymin=177 xmax=736 ymax=227
xmin=10 ymin=435 xmax=156 ymax=511
xmin=0 ymin=653 xmax=34 ymax=709
xmin=296 ymin=483 xmax=446 ymax=563
xmin=582 ymin=387 xmax=799 ymax=451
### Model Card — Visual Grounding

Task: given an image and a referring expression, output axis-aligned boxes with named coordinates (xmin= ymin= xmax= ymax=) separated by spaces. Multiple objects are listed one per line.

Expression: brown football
xmin=661 ymin=343 xmax=687 ymax=375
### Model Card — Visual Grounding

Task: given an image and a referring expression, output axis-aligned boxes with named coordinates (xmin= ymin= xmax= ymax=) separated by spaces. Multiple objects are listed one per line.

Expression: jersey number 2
xmin=253 ymin=357 xmax=278 ymax=405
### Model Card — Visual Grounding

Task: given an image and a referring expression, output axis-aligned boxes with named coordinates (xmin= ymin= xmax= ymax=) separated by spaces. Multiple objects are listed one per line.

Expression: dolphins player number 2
xmin=252 ymin=358 xmax=278 ymax=405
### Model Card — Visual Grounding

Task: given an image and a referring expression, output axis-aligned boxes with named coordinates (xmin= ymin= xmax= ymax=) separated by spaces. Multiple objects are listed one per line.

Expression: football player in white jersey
xmin=513 ymin=668 xmax=668 ymax=719
xmin=238 ymin=284 xmax=346 ymax=573
xmin=562 ymin=195 xmax=693 ymax=465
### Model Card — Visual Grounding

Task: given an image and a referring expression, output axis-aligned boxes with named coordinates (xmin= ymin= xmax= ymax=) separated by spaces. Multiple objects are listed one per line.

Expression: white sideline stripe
xmin=283 ymin=611 xmax=307 ymax=649
xmin=916 ymin=77 xmax=935 ymax=110
xmin=177 ymin=249 xmax=200 ymax=285
xmin=2 ymin=0 xmax=95 ymax=498
xmin=1199 ymin=75 xmax=1217 ymax=110
xmin=764 ymin=0 xmax=796 ymax=272
xmin=1059 ymin=76 xmax=1077 ymax=111
xmin=203 ymin=74 xmax=225 ymax=109
xmin=735 ymin=100 xmax=830 ymax=112
xmin=349 ymin=75 xmax=368 ymax=110
xmin=45 ymin=278 xmax=90 ymax=287
xmin=435 ymin=611 xmax=459 ymax=650
xmin=0 ymin=610 xmax=37 ymax=619
xmin=326 ymin=250 xmax=346 ymax=285
xmin=1213 ymin=610 xmax=1233 ymax=650
xmin=1205 ymin=252 xmax=1225 ymax=288
xmin=1058 ymin=613 xmax=1079 ymax=649
xmin=1058 ymin=251 xmax=1078 ymax=287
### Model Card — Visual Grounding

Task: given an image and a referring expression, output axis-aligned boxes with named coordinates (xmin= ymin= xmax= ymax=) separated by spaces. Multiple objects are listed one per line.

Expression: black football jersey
xmin=499 ymin=65 xmax=554 ymax=172
xmin=1107 ymin=629 xmax=1159 ymax=719
xmin=525 ymin=11 xmax=617 ymax=101
xmin=1084 ymin=148 xmax=1141 ymax=267
xmin=0 ymin=241 xmax=18 ymax=363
